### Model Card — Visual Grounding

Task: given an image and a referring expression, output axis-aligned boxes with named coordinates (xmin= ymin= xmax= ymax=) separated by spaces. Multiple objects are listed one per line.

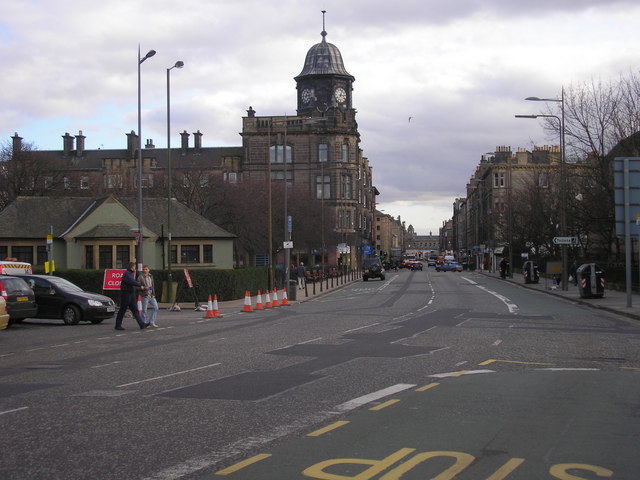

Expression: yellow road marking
xmin=621 ymin=366 xmax=640 ymax=371
xmin=307 ymin=421 xmax=350 ymax=437
xmin=214 ymin=453 xmax=271 ymax=475
xmin=479 ymin=359 xmax=554 ymax=366
xmin=486 ymin=458 xmax=525 ymax=479
xmin=415 ymin=382 xmax=440 ymax=392
xmin=452 ymin=370 xmax=469 ymax=377
xmin=370 ymin=399 xmax=400 ymax=411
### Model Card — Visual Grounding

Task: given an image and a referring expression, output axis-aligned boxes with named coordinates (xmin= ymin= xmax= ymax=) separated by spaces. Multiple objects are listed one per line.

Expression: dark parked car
xmin=0 ymin=275 xmax=38 ymax=324
xmin=362 ymin=257 xmax=385 ymax=281
xmin=19 ymin=275 xmax=116 ymax=325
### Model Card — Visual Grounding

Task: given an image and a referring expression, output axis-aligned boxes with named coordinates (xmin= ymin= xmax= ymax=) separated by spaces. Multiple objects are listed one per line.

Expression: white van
xmin=0 ymin=261 xmax=33 ymax=275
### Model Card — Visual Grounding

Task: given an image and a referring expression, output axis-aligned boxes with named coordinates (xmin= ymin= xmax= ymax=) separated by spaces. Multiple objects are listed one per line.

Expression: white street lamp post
xmin=516 ymin=88 xmax=567 ymax=290
xmin=137 ymin=46 xmax=156 ymax=272
xmin=166 ymin=60 xmax=183 ymax=304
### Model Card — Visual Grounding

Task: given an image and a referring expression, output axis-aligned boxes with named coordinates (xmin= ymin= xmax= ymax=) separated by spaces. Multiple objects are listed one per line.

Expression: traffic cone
xmin=137 ymin=295 xmax=143 ymax=316
xmin=264 ymin=290 xmax=272 ymax=308
xmin=212 ymin=294 xmax=221 ymax=317
xmin=255 ymin=290 xmax=263 ymax=310
xmin=205 ymin=294 xmax=215 ymax=318
xmin=281 ymin=288 xmax=290 ymax=306
xmin=242 ymin=290 xmax=253 ymax=312
xmin=272 ymin=288 xmax=280 ymax=307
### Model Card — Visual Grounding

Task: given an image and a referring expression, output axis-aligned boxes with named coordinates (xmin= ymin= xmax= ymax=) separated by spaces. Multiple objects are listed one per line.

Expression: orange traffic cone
xmin=212 ymin=294 xmax=221 ymax=317
xmin=281 ymin=288 xmax=290 ymax=306
xmin=137 ymin=295 xmax=143 ymax=316
xmin=255 ymin=290 xmax=263 ymax=310
xmin=205 ymin=294 xmax=215 ymax=318
xmin=264 ymin=290 xmax=272 ymax=308
xmin=242 ymin=290 xmax=253 ymax=312
xmin=272 ymin=289 xmax=280 ymax=307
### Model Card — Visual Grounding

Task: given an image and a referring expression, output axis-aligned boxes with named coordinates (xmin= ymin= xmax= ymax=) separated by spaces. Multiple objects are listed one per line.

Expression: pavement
xmin=156 ymin=269 xmax=640 ymax=323
xmin=156 ymin=275 xmax=359 ymax=316
xmin=478 ymin=269 xmax=640 ymax=322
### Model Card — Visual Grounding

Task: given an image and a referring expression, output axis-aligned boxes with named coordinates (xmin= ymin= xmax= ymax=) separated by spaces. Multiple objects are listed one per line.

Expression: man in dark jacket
xmin=114 ymin=262 xmax=147 ymax=330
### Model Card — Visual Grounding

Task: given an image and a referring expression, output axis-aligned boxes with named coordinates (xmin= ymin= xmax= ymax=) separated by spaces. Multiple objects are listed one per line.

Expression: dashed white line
xmin=116 ymin=363 xmax=222 ymax=388
xmin=336 ymin=384 xmax=416 ymax=412
xmin=344 ymin=323 xmax=379 ymax=334
xmin=0 ymin=406 xmax=29 ymax=416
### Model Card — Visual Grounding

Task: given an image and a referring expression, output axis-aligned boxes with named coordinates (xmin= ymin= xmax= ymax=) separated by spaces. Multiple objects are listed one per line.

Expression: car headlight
xmin=87 ymin=299 xmax=103 ymax=307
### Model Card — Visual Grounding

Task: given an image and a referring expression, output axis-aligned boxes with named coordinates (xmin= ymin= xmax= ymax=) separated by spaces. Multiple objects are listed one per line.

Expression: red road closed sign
xmin=184 ymin=269 xmax=193 ymax=288
xmin=103 ymin=269 xmax=126 ymax=290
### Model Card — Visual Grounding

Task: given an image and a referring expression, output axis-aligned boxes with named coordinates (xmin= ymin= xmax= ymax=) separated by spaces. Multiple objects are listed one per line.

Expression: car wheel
xmin=63 ymin=305 xmax=81 ymax=325
xmin=90 ymin=318 xmax=104 ymax=324
xmin=363 ymin=276 xmax=369 ymax=281
xmin=380 ymin=275 xmax=385 ymax=281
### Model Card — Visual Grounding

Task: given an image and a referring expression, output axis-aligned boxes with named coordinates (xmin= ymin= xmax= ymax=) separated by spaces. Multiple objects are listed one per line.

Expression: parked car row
xmin=1 ymin=262 xmax=116 ymax=326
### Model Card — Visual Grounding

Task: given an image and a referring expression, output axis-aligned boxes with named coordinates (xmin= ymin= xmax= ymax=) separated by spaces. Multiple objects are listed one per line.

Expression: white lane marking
xmin=91 ymin=361 xmax=122 ymax=369
xmin=0 ymin=406 xmax=29 ymax=416
xmin=493 ymin=339 xmax=503 ymax=346
xmin=456 ymin=361 xmax=468 ymax=367
xmin=344 ymin=323 xmax=379 ymax=334
xmin=336 ymin=384 xmax=416 ymax=412
xmin=298 ymin=337 xmax=323 ymax=345
xmin=116 ymin=363 xmax=222 ymax=388
xmin=461 ymin=276 xmax=519 ymax=314
xmin=429 ymin=369 xmax=495 ymax=378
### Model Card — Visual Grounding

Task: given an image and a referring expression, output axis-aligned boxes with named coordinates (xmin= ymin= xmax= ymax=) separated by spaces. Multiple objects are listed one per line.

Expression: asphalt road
xmin=1 ymin=268 xmax=638 ymax=479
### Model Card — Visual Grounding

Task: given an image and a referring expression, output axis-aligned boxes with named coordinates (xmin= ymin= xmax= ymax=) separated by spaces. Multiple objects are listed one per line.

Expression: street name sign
xmin=553 ymin=236 xmax=578 ymax=245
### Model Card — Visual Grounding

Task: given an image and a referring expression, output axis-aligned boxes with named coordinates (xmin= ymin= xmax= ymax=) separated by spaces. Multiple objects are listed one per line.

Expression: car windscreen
xmin=47 ymin=277 xmax=85 ymax=293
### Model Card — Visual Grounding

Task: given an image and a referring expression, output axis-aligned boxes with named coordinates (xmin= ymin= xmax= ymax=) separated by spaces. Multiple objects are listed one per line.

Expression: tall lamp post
xmin=516 ymin=88 xmax=567 ymax=290
xmin=137 ymin=46 xmax=156 ymax=272
xmin=166 ymin=60 xmax=184 ymax=305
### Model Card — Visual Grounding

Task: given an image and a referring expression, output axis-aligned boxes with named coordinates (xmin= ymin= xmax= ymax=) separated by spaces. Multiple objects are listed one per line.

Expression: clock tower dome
xmin=295 ymin=17 xmax=355 ymax=117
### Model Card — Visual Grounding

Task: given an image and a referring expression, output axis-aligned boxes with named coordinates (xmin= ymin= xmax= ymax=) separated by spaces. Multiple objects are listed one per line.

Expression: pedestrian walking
xmin=137 ymin=265 xmax=159 ymax=327
xmin=114 ymin=262 xmax=148 ymax=330
xmin=297 ymin=262 xmax=306 ymax=290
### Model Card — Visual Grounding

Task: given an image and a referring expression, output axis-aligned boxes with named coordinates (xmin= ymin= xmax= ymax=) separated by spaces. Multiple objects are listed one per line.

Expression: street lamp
xmin=137 ymin=46 xmax=156 ymax=272
xmin=516 ymin=88 xmax=567 ymax=290
xmin=166 ymin=60 xmax=184 ymax=305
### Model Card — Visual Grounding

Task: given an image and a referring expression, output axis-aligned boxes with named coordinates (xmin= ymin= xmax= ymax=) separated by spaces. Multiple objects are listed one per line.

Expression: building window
xmin=493 ymin=172 xmax=505 ymax=188
xmin=44 ymin=176 xmax=53 ymax=189
xmin=538 ymin=172 xmax=549 ymax=188
xmin=271 ymin=170 xmax=293 ymax=186
xmin=37 ymin=246 xmax=48 ymax=266
xmin=0 ymin=246 xmax=7 ymax=259
xmin=224 ymin=172 xmax=238 ymax=183
xmin=104 ymin=174 xmax=123 ymax=189
xmin=345 ymin=210 xmax=352 ymax=229
xmin=203 ymin=245 xmax=213 ymax=263
xmin=99 ymin=245 xmax=113 ymax=269
xmin=170 ymin=244 xmax=177 ymax=265
xmin=181 ymin=245 xmax=200 ymax=264
xmin=270 ymin=145 xmax=292 ymax=164
xmin=63 ymin=176 xmax=71 ymax=190
xmin=116 ymin=245 xmax=130 ymax=268
xmin=135 ymin=174 xmax=153 ymax=189
xmin=341 ymin=143 xmax=349 ymax=162
xmin=341 ymin=175 xmax=352 ymax=199
xmin=11 ymin=246 xmax=33 ymax=264
xmin=316 ymin=175 xmax=330 ymax=199
xmin=85 ymin=245 xmax=94 ymax=269
xmin=80 ymin=176 xmax=89 ymax=190
xmin=318 ymin=143 xmax=328 ymax=163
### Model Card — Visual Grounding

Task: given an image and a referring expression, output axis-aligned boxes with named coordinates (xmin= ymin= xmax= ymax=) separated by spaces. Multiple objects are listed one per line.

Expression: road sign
xmin=553 ymin=236 xmax=578 ymax=245
xmin=283 ymin=241 xmax=293 ymax=249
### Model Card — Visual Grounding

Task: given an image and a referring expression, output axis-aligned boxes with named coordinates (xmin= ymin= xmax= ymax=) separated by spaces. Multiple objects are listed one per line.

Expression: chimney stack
xmin=180 ymin=130 xmax=190 ymax=155
xmin=126 ymin=130 xmax=138 ymax=158
xmin=193 ymin=130 xmax=202 ymax=152
xmin=75 ymin=130 xmax=85 ymax=157
xmin=11 ymin=132 xmax=22 ymax=157
xmin=62 ymin=132 xmax=74 ymax=156
xmin=145 ymin=139 xmax=155 ymax=149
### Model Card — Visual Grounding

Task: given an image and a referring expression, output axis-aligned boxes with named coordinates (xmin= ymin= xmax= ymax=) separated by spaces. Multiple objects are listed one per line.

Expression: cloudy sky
xmin=2 ymin=0 xmax=639 ymax=235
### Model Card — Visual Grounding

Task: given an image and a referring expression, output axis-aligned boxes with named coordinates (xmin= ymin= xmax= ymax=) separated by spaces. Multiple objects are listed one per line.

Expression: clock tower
xmin=295 ymin=19 xmax=355 ymax=118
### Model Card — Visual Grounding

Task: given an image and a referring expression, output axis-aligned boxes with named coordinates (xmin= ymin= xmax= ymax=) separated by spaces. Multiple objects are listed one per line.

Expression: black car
xmin=19 ymin=274 xmax=116 ymax=325
xmin=362 ymin=257 xmax=385 ymax=281
xmin=0 ymin=275 xmax=38 ymax=324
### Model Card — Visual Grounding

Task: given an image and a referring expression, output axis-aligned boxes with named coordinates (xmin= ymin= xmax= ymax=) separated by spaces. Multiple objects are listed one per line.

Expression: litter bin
xmin=523 ymin=261 xmax=540 ymax=284
xmin=288 ymin=279 xmax=297 ymax=301
xmin=576 ymin=263 xmax=605 ymax=298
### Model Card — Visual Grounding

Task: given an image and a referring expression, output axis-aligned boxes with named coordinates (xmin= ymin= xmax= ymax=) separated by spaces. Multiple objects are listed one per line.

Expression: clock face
xmin=334 ymin=87 xmax=347 ymax=104
xmin=301 ymin=88 xmax=313 ymax=104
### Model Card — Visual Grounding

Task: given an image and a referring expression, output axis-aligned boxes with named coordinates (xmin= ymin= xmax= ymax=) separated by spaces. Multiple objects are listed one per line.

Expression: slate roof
xmin=0 ymin=196 xmax=236 ymax=240
xmin=295 ymin=30 xmax=354 ymax=80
